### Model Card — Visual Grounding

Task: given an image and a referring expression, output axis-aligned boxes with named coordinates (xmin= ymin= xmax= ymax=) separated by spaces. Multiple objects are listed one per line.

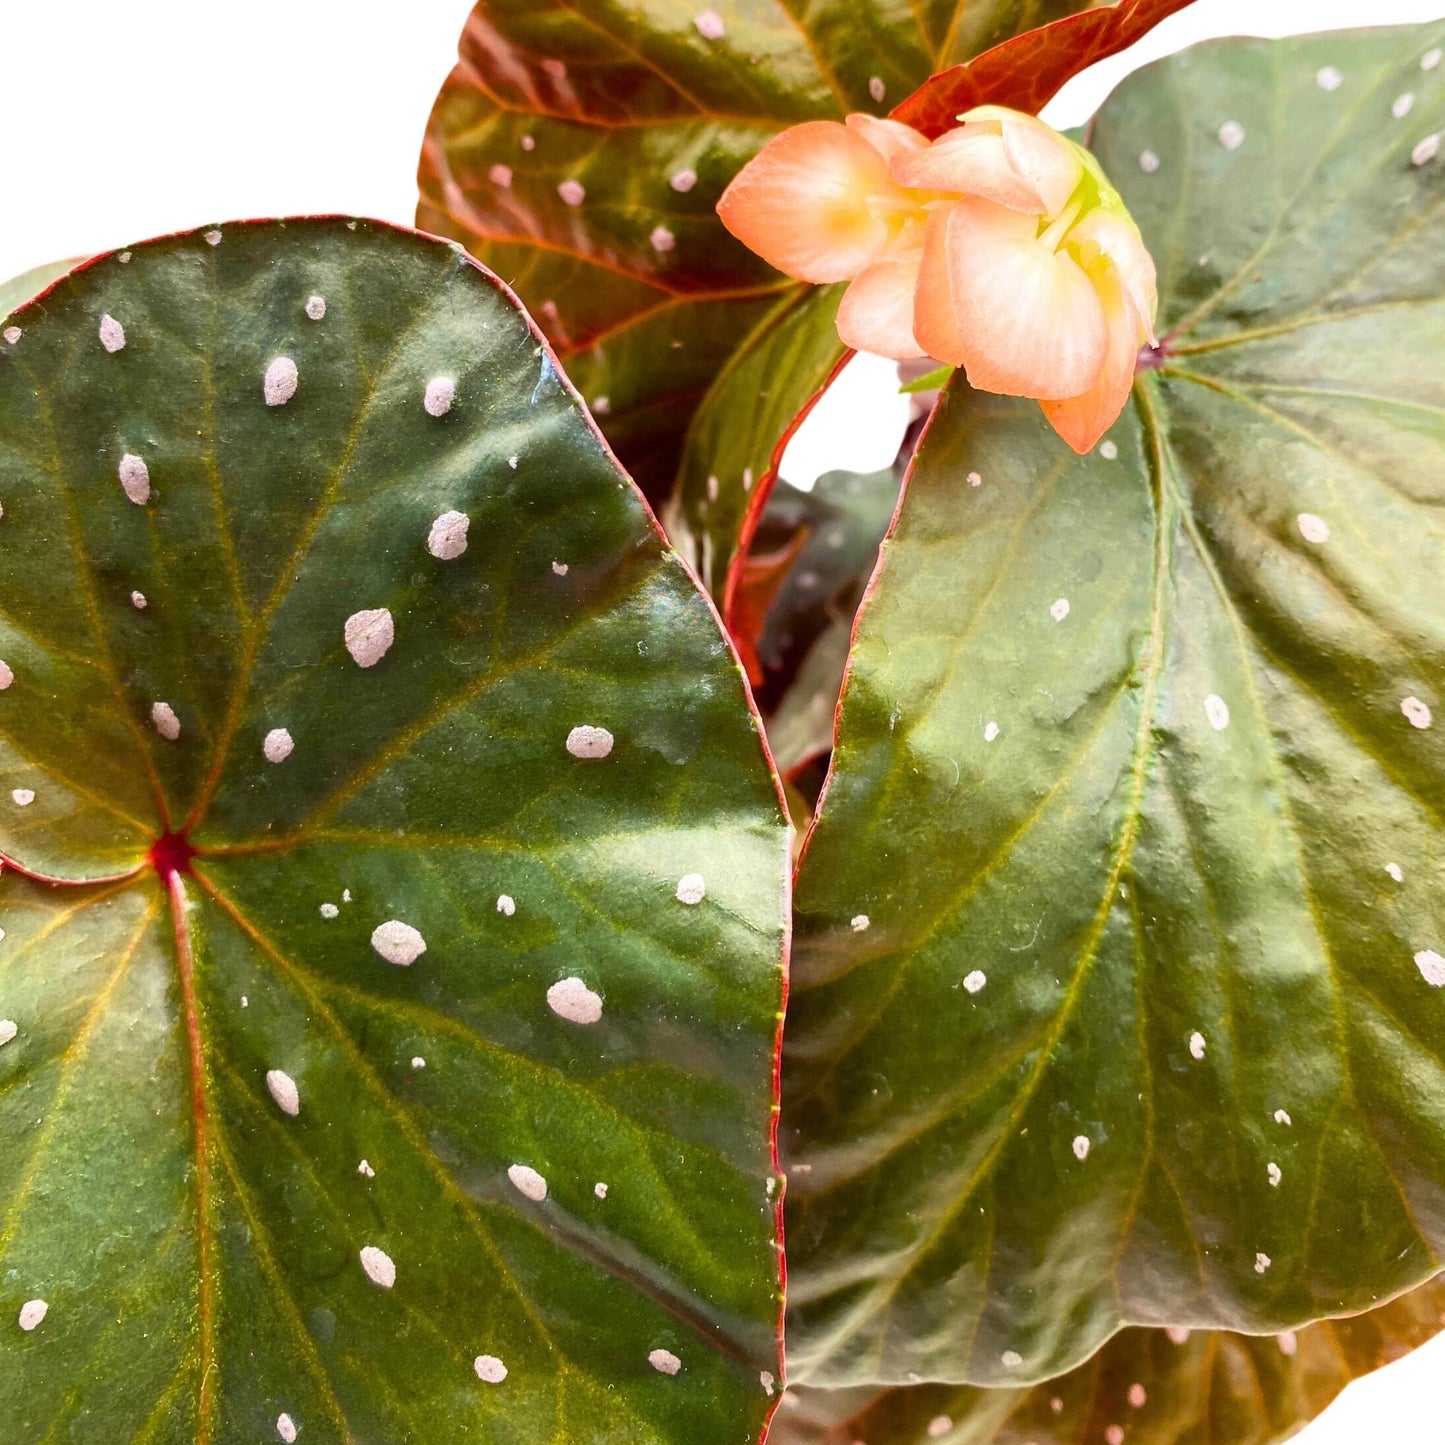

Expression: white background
xmin=1 ymin=2 xmax=1443 ymax=1440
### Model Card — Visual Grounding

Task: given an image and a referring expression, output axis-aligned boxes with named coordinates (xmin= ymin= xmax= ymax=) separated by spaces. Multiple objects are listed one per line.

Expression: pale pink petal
xmin=927 ymin=196 xmax=1108 ymax=399
xmin=999 ymin=113 xmax=1085 ymax=217
xmin=844 ymin=112 xmax=929 ymax=163
xmin=1041 ymin=270 xmax=1142 ymax=453
xmin=913 ymin=208 xmax=969 ymax=366
xmin=837 ymin=258 xmax=926 ymax=359
xmin=718 ymin=122 xmax=895 ymax=282
xmin=879 ymin=210 xmax=929 ymax=264
xmin=1067 ymin=209 xmax=1158 ymax=343
xmin=892 ymin=128 xmax=1048 ymax=212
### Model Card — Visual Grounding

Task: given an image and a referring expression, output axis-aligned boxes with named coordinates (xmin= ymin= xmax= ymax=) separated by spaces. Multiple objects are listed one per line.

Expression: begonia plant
xmin=1 ymin=4 xmax=1442 ymax=1443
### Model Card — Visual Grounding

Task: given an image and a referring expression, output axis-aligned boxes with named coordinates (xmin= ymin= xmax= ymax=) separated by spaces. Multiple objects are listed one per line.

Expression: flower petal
xmin=1041 ymin=269 xmax=1142 ymax=453
xmin=891 ymin=127 xmax=1048 ymax=212
xmin=998 ymin=113 xmax=1085 ymax=217
xmin=837 ymin=258 xmax=926 ymax=360
xmin=922 ymin=196 xmax=1108 ymax=399
xmin=717 ymin=121 xmax=896 ymax=282
xmin=845 ymin=112 xmax=929 ymax=163
xmin=1067 ymin=209 xmax=1158 ymax=344
xmin=913 ymin=207 xmax=968 ymax=366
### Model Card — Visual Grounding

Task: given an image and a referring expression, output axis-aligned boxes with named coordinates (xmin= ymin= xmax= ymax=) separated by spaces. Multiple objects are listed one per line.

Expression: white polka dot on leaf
xmin=359 ymin=1245 xmax=396 ymax=1288
xmin=547 ymin=977 xmax=603 ymax=1025
xmin=508 ymin=1164 xmax=548 ymax=1201
xmin=264 ymin=357 xmax=299 ymax=406
xmin=371 ymin=920 xmax=426 ymax=967
xmin=649 ymin=1348 xmax=682 ymax=1375
xmin=344 ymin=608 xmax=394 ymax=668
xmin=566 ymin=724 xmax=613 ymax=759
xmin=474 ymin=1355 xmax=508 ymax=1383
xmin=266 ymin=1070 xmax=300 ymax=1117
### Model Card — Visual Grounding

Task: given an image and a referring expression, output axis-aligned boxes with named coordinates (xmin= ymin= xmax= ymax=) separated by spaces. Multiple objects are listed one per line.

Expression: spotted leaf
xmin=770 ymin=1275 xmax=1445 ymax=1445
xmin=0 ymin=220 xmax=788 ymax=1443
xmin=416 ymin=0 xmax=1188 ymax=503
xmin=785 ymin=23 xmax=1445 ymax=1389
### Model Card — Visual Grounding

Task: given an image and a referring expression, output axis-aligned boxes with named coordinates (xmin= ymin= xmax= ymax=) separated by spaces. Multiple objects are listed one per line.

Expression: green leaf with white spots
xmin=784 ymin=22 xmax=1445 ymax=1390
xmin=416 ymin=0 xmax=1169 ymax=502
xmin=770 ymin=1275 xmax=1445 ymax=1445
xmin=0 ymin=219 xmax=788 ymax=1443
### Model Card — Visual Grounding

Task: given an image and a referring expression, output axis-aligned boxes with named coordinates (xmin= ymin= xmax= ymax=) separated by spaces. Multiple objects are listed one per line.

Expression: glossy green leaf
xmin=771 ymin=1276 xmax=1445 ymax=1445
xmin=0 ymin=258 xmax=82 ymax=319
xmin=415 ymin=0 xmax=1155 ymax=501
xmin=0 ymin=219 xmax=788 ymax=1441
xmin=785 ymin=22 xmax=1445 ymax=1390
xmin=668 ymin=284 xmax=845 ymax=601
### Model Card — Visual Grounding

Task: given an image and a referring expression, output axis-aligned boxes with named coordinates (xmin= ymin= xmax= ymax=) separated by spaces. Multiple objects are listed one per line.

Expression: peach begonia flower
xmin=717 ymin=106 xmax=1157 ymax=454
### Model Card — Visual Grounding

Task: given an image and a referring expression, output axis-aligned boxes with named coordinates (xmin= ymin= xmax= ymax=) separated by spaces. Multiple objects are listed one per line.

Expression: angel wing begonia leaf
xmin=416 ymin=0 xmax=1188 ymax=505
xmin=0 ymin=220 xmax=789 ymax=1443
xmin=785 ymin=21 xmax=1445 ymax=1390
xmin=770 ymin=1276 xmax=1445 ymax=1445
